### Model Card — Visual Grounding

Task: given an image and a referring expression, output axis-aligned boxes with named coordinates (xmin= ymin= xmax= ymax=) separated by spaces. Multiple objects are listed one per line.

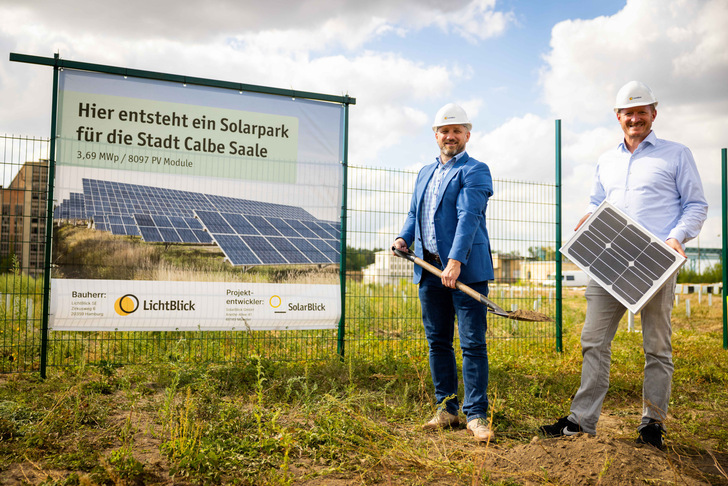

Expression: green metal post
xmin=337 ymin=103 xmax=350 ymax=358
xmin=555 ymin=120 xmax=563 ymax=352
xmin=722 ymin=148 xmax=727 ymax=350
xmin=40 ymin=54 xmax=60 ymax=378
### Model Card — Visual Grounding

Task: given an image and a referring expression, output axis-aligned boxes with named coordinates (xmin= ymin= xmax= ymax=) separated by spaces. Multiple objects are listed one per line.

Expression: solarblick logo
xmin=115 ymin=294 xmax=139 ymax=316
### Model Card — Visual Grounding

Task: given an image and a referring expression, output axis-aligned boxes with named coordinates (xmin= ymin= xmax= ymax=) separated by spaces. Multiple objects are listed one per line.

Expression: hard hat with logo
xmin=432 ymin=103 xmax=472 ymax=132
xmin=614 ymin=81 xmax=658 ymax=112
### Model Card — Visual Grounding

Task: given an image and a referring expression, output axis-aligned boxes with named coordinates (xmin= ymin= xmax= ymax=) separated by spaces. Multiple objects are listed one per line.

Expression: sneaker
xmin=539 ymin=416 xmax=582 ymax=437
xmin=422 ymin=410 xmax=460 ymax=430
xmin=467 ymin=417 xmax=494 ymax=442
xmin=636 ymin=420 xmax=665 ymax=450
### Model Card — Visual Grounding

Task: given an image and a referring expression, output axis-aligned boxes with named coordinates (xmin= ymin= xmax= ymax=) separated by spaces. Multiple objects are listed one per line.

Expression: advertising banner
xmin=51 ymin=70 xmax=344 ymax=331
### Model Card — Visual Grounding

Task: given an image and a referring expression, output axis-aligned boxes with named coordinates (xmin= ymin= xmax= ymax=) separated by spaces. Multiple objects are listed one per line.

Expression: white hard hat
xmin=432 ymin=103 xmax=472 ymax=132
xmin=614 ymin=81 xmax=658 ymax=112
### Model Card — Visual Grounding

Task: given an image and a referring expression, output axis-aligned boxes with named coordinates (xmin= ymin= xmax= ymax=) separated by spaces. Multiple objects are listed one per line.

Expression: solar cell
xmin=240 ymin=235 xmax=287 ymax=264
xmin=193 ymin=230 xmax=213 ymax=244
xmin=139 ymin=226 xmax=163 ymax=242
xmin=168 ymin=216 xmax=189 ymax=229
xmin=244 ymin=215 xmax=280 ymax=236
xmin=221 ymin=212 xmax=258 ymax=235
xmin=185 ymin=217 xmax=203 ymax=230
xmin=158 ymin=227 xmax=182 ymax=242
xmin=267 ymin=217 xmax=301 ymax=237
xmin=270 ymin=237 xmax=311 ymax=264
xmin=134 ymin=214 xmax=155 ymax=227
xmin=308 ymin=238 xmax=339 ymax=263
xmin=285 ymin=219 xmax=317 ymax=238
xmin=560 ymin=201 xmax=684 ymax=313
xmin=152 ymin=215 xmax=172 ymax=227
xmin=301 ymin=220 xmax=333 ymax=239
xmin=195 ymin=210 xmax=236 ymax=234
xmin=214 ymin=234 xmax=261 ymax=265
xmin=289 ymin=237 xmax=327 ymax=261
xmin=321 ymin=222 xmax=341 ymax=239
xmin=176 ymin=228 xmax=199 ymax=243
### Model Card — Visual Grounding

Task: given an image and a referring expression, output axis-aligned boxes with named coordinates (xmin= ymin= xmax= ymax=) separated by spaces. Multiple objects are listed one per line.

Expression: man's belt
xmin=422 ymin=249 xmax=442 ymax=266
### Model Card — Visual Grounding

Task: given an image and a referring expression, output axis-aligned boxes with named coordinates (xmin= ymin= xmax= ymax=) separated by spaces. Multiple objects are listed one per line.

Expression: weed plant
xmin=0 ymin=289 xmax=726 ymax=484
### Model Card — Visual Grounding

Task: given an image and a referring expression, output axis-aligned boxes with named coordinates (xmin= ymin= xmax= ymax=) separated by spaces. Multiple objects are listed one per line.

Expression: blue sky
xmin=1 ymin=0 xmax=726 ymax=249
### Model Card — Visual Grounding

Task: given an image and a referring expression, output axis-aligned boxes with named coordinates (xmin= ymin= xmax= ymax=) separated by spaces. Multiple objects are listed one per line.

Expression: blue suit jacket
xmin=398 ymin=152 xmax=494 ymax=285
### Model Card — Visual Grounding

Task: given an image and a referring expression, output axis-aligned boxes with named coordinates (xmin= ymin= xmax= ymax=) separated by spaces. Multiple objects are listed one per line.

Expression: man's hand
xmin=665 ymin=238 xmax=686 ymax=258
xmin=392 ymin=238 xmax=408 ymax=255
xmin=575 ymin=213 xmax=592 ymax=231
xmin=441 ymin=259 xmax=462 ymax=288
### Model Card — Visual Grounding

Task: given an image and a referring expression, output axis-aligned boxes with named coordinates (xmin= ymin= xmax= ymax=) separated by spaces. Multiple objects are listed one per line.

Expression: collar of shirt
xmin=436 ymin=150 xmax=467 ymax=167
xmin=618 ymin=130 xmax=657 ymax=155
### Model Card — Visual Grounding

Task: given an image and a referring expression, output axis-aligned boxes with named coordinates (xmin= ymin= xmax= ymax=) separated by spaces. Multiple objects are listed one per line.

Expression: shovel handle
xmin=391 ymin=248 xmax=510 ymax=317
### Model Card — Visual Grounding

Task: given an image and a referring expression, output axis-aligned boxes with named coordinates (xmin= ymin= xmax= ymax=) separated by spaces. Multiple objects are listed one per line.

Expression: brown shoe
xmin=422 ymin=410 xmax=460 ymax=430
xmin=467 ymin=418 xmax=493 ymax=442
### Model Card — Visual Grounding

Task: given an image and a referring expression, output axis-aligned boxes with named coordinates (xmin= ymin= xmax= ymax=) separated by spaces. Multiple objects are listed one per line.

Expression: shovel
xmin=392 ymin=248 xmax=553 ymax=322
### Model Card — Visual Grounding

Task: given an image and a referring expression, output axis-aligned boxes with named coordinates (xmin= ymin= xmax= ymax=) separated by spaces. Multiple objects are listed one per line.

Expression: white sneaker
xmin=422 ymin=410 xmax=460 ymax=430
xmin=467 ymin=417 xmax=493 ymax=442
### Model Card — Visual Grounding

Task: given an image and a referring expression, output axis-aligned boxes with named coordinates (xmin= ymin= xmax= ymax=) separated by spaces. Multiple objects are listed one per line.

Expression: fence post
xmin=337 ymin=102 xmax=350 ymax=359
xmin=555 ymin=119 xmax=563 ymax=352
xmin=722 ymin=148 xmax=727 ymax=350
xmin=39 ymin=53 xmax=61 ymax=379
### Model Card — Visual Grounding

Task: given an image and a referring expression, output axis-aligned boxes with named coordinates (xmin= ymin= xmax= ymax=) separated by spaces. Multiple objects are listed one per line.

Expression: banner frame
xmin=10 ymin=52 xmax=356 ymax=376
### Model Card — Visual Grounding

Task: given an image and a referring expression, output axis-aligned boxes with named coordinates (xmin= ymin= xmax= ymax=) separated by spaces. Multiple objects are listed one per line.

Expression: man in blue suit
xmin=392 ymin=103 xmax=495 ymax=443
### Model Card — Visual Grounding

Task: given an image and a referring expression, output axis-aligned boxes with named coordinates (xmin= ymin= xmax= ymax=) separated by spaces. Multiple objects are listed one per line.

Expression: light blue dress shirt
xmin=587 ymin=131 xmax=707 ymax=244
xmin=421 ymin=152 xmax=463 ymax=255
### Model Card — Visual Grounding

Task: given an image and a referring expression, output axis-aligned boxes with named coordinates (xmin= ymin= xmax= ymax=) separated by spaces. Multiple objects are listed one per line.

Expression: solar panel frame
xmin=560 ymin=201 xmax=685 ymax=313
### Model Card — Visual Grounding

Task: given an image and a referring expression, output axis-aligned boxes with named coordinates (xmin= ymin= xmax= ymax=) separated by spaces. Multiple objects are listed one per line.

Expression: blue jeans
xmin=419 ymin=270 xmax=489 ymax=421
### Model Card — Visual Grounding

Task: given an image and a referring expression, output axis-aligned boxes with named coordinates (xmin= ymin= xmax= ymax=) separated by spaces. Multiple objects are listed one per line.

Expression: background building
xmin=1 ymin=160 xmax=48 ymax=275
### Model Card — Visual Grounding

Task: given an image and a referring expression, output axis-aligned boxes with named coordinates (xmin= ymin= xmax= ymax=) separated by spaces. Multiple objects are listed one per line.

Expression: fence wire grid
xmin=1 ymin=135 xmax=558 ymax=373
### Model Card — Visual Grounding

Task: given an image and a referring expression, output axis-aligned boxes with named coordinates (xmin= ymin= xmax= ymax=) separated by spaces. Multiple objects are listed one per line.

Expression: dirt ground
xmin=4 ymin=411 xmax=727 ymax=486
xmin=424 ymin=413 xmax=728 ymax=486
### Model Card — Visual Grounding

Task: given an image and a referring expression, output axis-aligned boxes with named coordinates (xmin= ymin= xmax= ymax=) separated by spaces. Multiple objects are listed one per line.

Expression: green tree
xmin=346 ymin=246 xmax=381 ymax=272
xmin=527 ymin=246 xmax=555 ymax=261
xmin=677 ymin=262 xmax=722 ymax=283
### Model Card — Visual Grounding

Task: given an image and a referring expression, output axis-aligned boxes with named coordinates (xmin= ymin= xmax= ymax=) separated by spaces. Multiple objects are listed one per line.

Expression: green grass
xmin=2 ymin=248 xmax=727 ymax=485
xmin=0 ymin=290 xmax=727 ymax=485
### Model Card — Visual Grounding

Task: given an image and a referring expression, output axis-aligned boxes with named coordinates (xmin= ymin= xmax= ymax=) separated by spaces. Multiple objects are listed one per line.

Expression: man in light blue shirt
xmin=540 ymin=81 xmax=707 ymax=449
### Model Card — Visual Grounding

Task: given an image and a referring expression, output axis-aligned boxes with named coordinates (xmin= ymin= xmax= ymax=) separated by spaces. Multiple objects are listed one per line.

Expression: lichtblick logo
xmin=115 ymin=294 xmax=139 ymax=316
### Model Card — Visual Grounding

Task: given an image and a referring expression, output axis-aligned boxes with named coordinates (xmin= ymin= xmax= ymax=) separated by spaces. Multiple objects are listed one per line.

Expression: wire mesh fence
xmin=344 ymin=165 xmax=558 ymax=359
xmin=1 ymin=135 xmax=48 ymax=372
xmin=1 ymin=135 xmax=558 ymax=373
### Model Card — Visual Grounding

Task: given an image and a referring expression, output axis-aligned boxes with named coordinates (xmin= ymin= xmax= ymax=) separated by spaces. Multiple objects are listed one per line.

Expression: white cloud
xmin=0 ymin=0 xmax=508 ymax=165
xmin=541 ymin=0 xmax=728 ymax=124
xmin=539 ymin=0 xmax=728 ymax=248
xmin=469 ymin=113 xmax=553 ymax=182
xmin=1 ymin=0 xmax=514 ymax=49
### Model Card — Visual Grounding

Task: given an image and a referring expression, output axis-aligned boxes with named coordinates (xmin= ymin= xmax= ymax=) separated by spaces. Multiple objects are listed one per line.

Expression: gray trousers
xmin=568 ymin=275 xmax=676 ymax=435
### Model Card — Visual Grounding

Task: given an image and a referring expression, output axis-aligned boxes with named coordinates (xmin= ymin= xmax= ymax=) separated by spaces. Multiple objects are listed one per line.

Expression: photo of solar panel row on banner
xmin=54 ymin=179 xmax=341 ymax=266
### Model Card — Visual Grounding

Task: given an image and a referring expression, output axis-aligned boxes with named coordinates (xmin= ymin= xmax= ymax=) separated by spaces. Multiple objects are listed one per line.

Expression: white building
xmin=362 ymin=250 xmax=412 ymax=285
